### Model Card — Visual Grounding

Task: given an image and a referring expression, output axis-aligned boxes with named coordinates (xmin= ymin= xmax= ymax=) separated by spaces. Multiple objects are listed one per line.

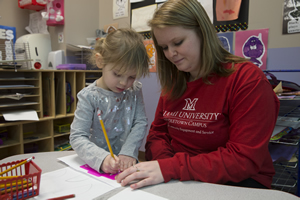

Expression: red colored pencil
xmin=47 ymin=194 xmax=75 ymax=200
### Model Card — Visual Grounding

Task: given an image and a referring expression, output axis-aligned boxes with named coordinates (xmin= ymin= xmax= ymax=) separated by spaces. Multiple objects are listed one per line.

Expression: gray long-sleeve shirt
xmin=70 ymin=80 xmax=148 ymax=172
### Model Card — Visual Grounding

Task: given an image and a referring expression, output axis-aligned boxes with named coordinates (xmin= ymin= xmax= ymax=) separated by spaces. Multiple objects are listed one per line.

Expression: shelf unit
xmin=270 ymin=98 xmax=300 ymax=196
xmin=0 ymin=69 xmax=102 ymax=159
xmin=264 ymin=70 xmax=300 ymax=196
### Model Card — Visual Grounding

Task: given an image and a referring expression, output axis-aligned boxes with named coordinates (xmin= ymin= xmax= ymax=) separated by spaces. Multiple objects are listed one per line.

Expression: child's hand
xmin=100 ymin=155 xmax=120 ymax=174
xmin=119 ymin=155 xmax=137 ymax=171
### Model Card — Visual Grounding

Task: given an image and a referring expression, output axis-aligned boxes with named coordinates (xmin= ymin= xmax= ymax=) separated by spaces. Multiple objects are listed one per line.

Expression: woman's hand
xmin=119 ymin=155 xmax=137 ymax=171
xmin=115 ymin=161 xmax=164 ymax=189
xmin=100 ymin=154 xmax=120 ymax=174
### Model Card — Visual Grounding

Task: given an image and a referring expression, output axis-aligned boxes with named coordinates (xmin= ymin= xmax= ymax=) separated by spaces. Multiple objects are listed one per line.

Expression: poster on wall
xmin=213 ymin=0 xmax=249 ymax=32
xmin=113 ymin=0 xmax=129 ymax=19
xmin=0 ymin=25 xmax=16 ymax=65
xmin=143 ymin=40 xmax=156 ymax=72
xmin=131 ymin=4 xmax=157 ymax=32
xmin=282 ymin=0 xmax=300 ymax=34
xmin=235 ymin=28 xmax=269 ymax=70
xmin=217 ymin=32 xmax=234 ymax=54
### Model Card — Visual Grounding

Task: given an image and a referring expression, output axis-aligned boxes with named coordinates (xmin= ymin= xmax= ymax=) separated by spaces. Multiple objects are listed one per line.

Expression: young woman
xmin=70 ymin=28 xmax=149 ymax=174
xmin=116 ymin=0 xmax=279 ymax=189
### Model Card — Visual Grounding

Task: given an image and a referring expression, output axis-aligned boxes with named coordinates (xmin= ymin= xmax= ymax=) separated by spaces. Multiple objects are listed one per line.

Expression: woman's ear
xmin=95 ymin=53 xmax=103 ymax=69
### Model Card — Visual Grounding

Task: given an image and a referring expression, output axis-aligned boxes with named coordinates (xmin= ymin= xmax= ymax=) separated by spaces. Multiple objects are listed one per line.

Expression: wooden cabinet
xmin=0 ymin=69 xmax=101 ymax=159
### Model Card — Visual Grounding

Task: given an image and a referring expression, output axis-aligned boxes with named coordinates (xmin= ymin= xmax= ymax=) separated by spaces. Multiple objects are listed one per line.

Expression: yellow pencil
xmin=0 ymin=176 xmax=20 ymax=180
xmin=0 ymin=157 xmax=34 ymax=176
xmin=1 ymin=182 xmax=33 ymax=194
xmin=97 ymin=108 xmax=115 ymax=159
xmin=0 ymin=179 xmax=29 ymax=188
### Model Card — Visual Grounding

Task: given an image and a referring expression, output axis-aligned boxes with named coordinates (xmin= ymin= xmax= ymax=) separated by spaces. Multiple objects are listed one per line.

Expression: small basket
xmin=0 ymin=159 xmax=42 ymax=200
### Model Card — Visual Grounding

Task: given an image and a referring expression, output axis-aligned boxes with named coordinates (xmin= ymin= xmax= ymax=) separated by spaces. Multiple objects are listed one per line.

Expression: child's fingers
xmin=120 ymin=161 xmax=125 ymax=171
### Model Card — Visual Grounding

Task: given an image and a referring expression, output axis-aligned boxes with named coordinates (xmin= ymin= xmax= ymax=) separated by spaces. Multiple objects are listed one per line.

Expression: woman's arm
xmin=145 ymin=95 xmax=175 ymax=160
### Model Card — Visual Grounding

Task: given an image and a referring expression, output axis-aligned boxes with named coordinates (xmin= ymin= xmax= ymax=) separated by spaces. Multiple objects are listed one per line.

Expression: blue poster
xmin=217 ymin=32 xmax=234 ymax=54
xmin=0 ymin=25 xmax=16 ymax=43
xmin=0 ymin=25 xmax=17 ymax=62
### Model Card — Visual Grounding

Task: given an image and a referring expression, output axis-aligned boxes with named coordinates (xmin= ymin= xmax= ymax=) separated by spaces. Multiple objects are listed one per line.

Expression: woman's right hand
xmin=100 ymin=154 xmax=120 ymax=174
xmin=115 ymin=161 xmax=164 ymax=189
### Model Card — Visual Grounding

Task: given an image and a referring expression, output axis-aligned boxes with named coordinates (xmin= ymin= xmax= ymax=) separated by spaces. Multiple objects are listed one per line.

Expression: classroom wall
xmin=0 ymin=0 xmax=29 ymax=39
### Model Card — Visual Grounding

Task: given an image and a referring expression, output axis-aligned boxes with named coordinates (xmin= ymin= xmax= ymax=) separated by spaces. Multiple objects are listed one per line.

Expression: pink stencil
xmin=80 ymin=164 xmax=117 ymax=180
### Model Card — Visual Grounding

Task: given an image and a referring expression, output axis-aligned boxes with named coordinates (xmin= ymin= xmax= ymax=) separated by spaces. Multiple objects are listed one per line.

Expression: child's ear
xmin=95 ymin=53 xmax=103 ymax=69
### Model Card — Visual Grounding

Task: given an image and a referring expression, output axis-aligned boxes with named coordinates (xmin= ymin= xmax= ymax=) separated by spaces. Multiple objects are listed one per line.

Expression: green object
xmin=54 ymin=143 xmax=72 ymax=151
xmin=54 ymin=124 xmax=71 ymax=133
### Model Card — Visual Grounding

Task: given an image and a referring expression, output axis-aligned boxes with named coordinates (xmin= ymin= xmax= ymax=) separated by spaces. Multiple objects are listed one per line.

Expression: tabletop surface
xmin=1 ymin=151 xmax=299 ymax=200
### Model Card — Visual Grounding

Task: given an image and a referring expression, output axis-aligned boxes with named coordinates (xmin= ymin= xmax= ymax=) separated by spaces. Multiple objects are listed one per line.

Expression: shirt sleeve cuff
xmin=158 ymin=157 xmax=181 ymax=182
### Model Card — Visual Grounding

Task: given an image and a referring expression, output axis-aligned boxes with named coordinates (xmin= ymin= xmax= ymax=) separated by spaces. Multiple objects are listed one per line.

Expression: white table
xmin=1 ymin=151 xmax=299 ymax=200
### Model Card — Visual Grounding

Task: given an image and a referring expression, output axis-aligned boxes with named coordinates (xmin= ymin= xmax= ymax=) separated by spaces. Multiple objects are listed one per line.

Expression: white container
xmin=48 ymin=50 xmax=65 ymax=70
xmin=15 ymin=33 xmax=52 ymax=69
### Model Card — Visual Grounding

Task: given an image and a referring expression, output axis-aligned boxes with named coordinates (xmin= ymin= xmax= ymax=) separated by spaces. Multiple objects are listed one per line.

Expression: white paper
xmin=113 ymin=0 xmax=129 ymax=19
xmin=26 ymin=11 xmax=49 ymax=34
xmin=155 ymin=0 xmax=167 ymax=3
xmin=130 ymin=0 xmax=144 ymax=3
xmin=131 ymin=4 xmax=157 ymax=32
xmin=33 ymin=167 xmax=115 ymax=200
xmin=108 ymin=187 xmax=169 ymax=200
xmin=58 ymin=154 xmax=121 ymax=188
xmin=198 ymin=0 xmax=213 ymax=23
xmin=2 ymin=109 xmax=39 ymax=121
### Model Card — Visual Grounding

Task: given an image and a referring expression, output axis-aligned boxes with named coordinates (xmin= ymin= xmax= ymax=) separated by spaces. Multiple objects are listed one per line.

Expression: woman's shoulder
xmin=232 ymin=61 xmax=266 ymax=80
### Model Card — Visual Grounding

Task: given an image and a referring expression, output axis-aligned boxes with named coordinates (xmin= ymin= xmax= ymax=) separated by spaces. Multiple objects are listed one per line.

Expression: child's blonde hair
xmin=89 ymin=28 xmax=149 ymax=79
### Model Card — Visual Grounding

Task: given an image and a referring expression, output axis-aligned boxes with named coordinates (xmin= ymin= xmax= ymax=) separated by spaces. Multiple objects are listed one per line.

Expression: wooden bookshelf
xmin=0 ymin=69 xmax=102 ymax=159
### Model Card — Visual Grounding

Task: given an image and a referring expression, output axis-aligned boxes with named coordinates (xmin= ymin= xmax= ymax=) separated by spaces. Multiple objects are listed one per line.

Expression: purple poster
xmin=235 ymin=28 xmax=269 ymax=70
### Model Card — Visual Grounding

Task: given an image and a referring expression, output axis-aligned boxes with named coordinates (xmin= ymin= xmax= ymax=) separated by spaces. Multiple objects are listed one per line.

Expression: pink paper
xmin=80 ymin=164 xmax=117 ymax=180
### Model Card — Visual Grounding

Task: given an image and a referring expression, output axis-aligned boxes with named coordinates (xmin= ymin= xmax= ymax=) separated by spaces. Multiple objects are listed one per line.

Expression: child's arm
xmin=119 ymin=85 xmax=148 ymax=163
xmin=70 ymin=89 xmax=112 ymax=173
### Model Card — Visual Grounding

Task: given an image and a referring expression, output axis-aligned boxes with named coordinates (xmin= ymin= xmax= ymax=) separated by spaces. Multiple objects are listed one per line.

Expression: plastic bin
xmin=54 ymin=124 xmax=70 ymax=133
xmin=0 ymin=158 xmax=42 ymax=199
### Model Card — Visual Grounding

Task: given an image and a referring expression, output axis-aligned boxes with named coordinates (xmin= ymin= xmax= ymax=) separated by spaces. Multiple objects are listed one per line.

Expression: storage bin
xmin=0 ymin=158 xmax=42 ymax=199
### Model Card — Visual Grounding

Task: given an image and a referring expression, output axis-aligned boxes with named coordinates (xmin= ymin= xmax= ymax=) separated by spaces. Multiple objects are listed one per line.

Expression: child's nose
xmin=120 ymin=78 xmax=127 ymax=86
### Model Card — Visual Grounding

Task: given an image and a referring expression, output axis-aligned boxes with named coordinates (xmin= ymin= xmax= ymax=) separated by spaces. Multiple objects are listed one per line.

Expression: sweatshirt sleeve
xmin=145 ymin=95 xmax=175 ymax=160
xmin=119 ymin=87 xmax=148 ymax=161
xmin=69 ymin=89 xmax=109 ymax=172
xmin=154 ymin=77 xmax=279 ymax=186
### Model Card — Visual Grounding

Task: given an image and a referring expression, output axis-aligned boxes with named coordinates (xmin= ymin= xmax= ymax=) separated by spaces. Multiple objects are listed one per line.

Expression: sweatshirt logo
xmin=182 ymin=98 xmax=198 ymax=111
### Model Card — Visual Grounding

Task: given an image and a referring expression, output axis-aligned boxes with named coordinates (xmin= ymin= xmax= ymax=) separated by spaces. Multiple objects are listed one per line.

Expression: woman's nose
xmin=168 ymin=47 xmax=177 ymax=57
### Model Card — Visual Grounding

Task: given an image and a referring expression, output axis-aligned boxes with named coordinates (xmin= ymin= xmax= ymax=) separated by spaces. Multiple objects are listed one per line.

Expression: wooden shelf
xmin=0 ymin=69 xmax=102 ymax=159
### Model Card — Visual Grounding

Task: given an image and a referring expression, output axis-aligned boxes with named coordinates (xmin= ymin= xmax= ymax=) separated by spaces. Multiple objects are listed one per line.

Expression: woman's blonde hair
xmin=89 ymin=28 xmax=149 ymax=79
xmin=148 ymin=0 xmax=248 ymax=99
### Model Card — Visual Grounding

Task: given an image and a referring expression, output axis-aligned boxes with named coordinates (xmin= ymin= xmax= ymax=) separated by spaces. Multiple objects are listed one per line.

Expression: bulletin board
xmin=130 ymin=0 xmax=249 ymax=34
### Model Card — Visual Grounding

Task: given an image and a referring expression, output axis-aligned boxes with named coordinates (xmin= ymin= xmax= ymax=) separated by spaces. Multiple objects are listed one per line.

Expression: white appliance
xmin=48 ymin=50 xmax=65 ymax=70
xmin=15 ymin=33 xmax=52 ymax=69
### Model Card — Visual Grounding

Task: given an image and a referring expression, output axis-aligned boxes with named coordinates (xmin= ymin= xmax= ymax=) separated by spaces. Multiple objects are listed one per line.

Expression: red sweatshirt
xmin=145 ymin=62 xmax=280 ymax=188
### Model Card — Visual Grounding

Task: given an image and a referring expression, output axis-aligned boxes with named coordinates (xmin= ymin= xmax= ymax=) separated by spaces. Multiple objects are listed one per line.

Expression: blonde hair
xmin=89 ymin=28 xmax=149 ymax=79
xmin=148 ymin=0 xmax=248 ymax=99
